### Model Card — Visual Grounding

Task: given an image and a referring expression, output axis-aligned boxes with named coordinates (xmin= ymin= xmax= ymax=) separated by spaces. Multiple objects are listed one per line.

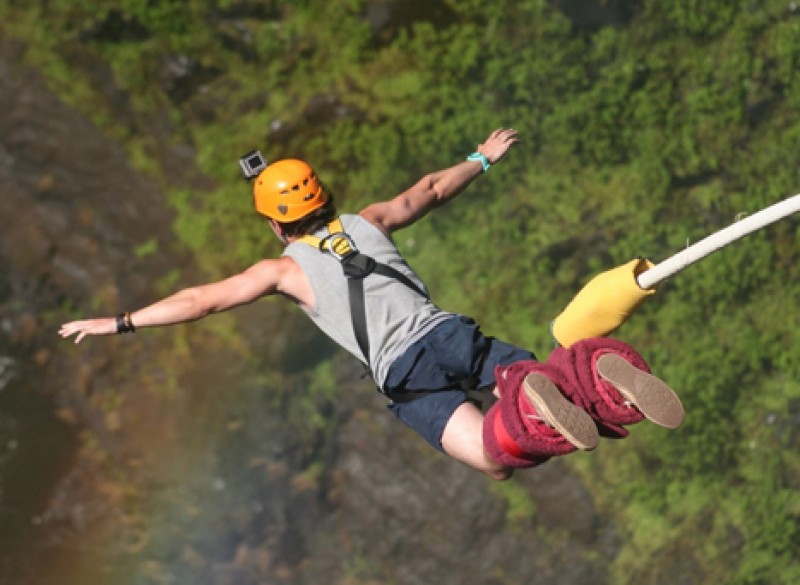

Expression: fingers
xmin=59 ymin=324 xmax=80 ymax=343
xmin=479 ymin=128 xmax=519 ymax=164
xmin=58 ymin=319 xmax=110 ymax=343
xmin=483 ymin=129 xmax=519 ymax=153
xmin=59 ymin=321 xmax=82 ymax=336
xmin=490 ymin=128 xmax=518 ymax=141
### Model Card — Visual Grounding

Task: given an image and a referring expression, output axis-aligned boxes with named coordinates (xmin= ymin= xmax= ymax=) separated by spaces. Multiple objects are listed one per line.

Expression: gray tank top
xmin=283 ymin=214 xmax=453 ymax=388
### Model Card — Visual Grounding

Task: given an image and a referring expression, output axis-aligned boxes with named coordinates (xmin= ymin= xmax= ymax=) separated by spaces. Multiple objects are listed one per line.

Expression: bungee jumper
xmin=59 ymin=129 xmax=686 ymax=480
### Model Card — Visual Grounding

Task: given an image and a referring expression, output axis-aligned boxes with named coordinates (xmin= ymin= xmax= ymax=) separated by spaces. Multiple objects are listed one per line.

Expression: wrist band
xmin=116 ymin=312 xmax=136 ymax=334
xmin=125 ymin=312 xmax=136 ymax=333
xmin=466 ymin=152 xmax=491 ymax=172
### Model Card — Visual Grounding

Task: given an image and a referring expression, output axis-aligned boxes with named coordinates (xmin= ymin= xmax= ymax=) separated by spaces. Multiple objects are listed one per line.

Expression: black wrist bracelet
xmin=115 ymin=313 xmax=127 ymax=334
xmin=124 ymin=312 xmax=136 ymax=333
xmin=116 ymin=313 xmax=135 ymax=334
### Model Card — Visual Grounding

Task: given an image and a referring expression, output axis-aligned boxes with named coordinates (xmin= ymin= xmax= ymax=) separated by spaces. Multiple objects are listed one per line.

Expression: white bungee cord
xmin=637 ymin=193 xmax=800 ymax=290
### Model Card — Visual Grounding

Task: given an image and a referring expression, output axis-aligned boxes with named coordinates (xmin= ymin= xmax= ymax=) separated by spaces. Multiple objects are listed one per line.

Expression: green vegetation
xmin=490 ymin=480 xmax=538 ymax=528
xmin=2 ymin=0 xmax=799 ymax=582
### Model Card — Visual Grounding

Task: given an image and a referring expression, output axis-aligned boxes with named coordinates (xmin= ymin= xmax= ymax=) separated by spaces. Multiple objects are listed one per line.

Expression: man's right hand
xmin=59 ymin=318 xmax=118 ymax=344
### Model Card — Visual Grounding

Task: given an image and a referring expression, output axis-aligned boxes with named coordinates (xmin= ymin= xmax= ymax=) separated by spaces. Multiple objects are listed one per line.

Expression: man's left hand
xmin=477 ymin=128 xmax=519 ymax=164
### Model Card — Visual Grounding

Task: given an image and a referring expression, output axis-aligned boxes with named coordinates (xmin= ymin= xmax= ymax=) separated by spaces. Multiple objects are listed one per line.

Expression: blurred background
xmin=0 ymin=1 xmax=798 ymax=584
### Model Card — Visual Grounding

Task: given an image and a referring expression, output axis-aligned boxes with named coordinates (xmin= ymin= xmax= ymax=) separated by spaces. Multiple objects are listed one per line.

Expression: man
xmin=59 ymin=128 xmax=683 ymax=480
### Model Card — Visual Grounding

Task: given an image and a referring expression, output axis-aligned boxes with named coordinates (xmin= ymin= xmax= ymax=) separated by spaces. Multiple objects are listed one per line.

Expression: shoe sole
xmin=522 ymin=373 xmax=599 ymax=451
xmin=595 ymin=354 xmax=685 ymax=429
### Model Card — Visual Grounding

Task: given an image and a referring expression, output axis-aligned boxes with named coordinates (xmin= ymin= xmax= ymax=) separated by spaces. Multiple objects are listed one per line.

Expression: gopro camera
xmin=239 ymin=149 xmax=268 ymax=181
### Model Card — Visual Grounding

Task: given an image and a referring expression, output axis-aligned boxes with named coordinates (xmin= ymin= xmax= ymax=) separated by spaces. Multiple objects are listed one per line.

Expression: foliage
xmin=2 ymin=0 xmax=800 ymax=582
xmin=490 ymin=479 xmax=538 ymax=528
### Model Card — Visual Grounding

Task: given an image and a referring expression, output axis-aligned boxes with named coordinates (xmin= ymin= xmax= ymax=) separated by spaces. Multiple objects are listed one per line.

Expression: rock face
xmin=0 ymin=36 xmax=187 ymax=583
xmin=0 ymin=37 xmax=617 ymax=585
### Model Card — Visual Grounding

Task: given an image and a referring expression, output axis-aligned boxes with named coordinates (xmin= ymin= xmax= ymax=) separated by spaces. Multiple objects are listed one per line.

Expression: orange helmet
xmin=253 ymin=159 xmax=328 ymax=222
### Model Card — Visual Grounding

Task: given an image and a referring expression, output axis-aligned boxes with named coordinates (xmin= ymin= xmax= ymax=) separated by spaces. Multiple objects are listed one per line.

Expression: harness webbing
xmin=298 ymin=218 xmax=427 ymax=371
xmin=298 ymin=218 xmax=497 ymax=409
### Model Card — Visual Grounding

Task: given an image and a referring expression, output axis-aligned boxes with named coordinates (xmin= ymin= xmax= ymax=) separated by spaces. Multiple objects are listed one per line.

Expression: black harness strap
xmin=302 ymin=218 xmax=494 ymax=408
xmin=341 ymin=253 xmax=428 ymax=370
xmin=314 ymin=225 xmax=427 ymax=372
xmin=387 ymin=386 xmax=498 ymax=409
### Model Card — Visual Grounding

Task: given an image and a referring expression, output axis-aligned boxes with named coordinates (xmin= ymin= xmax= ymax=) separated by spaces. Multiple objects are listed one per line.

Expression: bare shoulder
xmin=215 ymin=257 xmax=283 ymax=296
xmin=358 ymin=204 xmax=392 ymax=236
xmin=257 ymin=255 xmax=315 ymax=307
xmin=242 ymin=256 xmax=299 ymax=288
xmin=237 ymin=256 xmax=285 ymax=281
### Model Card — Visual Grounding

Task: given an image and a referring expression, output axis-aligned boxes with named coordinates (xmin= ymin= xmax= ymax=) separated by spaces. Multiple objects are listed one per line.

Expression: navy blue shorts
xmin=382 ymin=315 xmax=535 ymax=451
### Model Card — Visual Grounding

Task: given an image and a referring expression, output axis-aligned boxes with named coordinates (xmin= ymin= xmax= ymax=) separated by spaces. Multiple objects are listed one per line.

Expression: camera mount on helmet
xmin=239 ymin=150 xmax=268 ymax=181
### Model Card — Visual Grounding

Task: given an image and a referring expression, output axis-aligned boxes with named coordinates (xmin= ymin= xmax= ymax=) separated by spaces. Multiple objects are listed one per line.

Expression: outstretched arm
xmin=59 ymin=258 xmax=290 ymax=344
xmin=360 ymin=128 xmax=518 ymax=235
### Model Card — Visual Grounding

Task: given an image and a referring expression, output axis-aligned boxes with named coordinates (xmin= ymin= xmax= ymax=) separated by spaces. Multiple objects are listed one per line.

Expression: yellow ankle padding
xmin=551 ymin=258 xmax=656 ymax=348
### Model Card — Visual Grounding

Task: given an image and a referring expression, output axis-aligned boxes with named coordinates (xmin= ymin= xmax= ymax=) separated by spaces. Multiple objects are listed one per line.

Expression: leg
xmin=441 ymin=401 xmax=513 ymax=481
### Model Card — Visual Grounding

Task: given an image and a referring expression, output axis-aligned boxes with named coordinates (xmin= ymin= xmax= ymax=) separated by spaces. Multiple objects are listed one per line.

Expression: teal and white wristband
xmin=466 ymin=151 xmax=491 ymax=172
